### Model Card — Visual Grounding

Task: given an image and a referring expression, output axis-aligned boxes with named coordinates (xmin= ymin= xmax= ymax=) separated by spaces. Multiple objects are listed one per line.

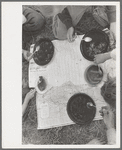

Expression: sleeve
xmin=58 ymin=7 xmax=73 ymax=30
xmin=23 ymin=7 xmax=38 ymax=24
xmin=110 ymin=49 xmax=116 ymax=60
xmin=22 ymin=7 xmax=45 ymax=32
xmin=106 ymin=128 xmax=116 ymax=145
xmin=106 ymin=6 xmax=116 ymax=23
xmin=22 ymin=14 xmax=27 ymax=24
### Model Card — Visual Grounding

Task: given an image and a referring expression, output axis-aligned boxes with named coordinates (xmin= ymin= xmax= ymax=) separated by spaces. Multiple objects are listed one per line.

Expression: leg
xmin=52 ymin=14 xmax=68 ymax=40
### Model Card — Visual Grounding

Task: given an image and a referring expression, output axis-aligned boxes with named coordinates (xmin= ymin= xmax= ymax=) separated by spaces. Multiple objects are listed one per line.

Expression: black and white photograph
xmin=2 ymin=1 xmax=120 ymax=149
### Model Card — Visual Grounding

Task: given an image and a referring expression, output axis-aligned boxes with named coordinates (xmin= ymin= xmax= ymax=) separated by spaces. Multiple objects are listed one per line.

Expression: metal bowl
xmin=80 ymin=29 xmax=109 ymax=61
xmin=67 ymin=93 xmax=96 ymax=125
xmin=33 ymin=38 xmax=54 ymax=66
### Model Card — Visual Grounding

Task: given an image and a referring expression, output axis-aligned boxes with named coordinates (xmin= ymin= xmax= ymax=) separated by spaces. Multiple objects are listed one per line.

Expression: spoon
xmin=27 ymin=52 xmax=36 ymax=61
xmin=28 ymin=47 xmax=39 ymax=61
xmin=87 ymin=102 xmax=96 ymax=108
xmin=82 ymin=37 xmax=92 ymax=42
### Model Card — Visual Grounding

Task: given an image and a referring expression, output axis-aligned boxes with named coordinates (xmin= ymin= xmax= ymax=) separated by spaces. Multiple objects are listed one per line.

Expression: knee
xmin=52 ymin=15 xmax=67 ymax=40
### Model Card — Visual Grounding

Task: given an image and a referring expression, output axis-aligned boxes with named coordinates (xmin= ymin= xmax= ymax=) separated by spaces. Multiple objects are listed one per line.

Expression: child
xmin=87 ymin=77 xmax=116 ymax=145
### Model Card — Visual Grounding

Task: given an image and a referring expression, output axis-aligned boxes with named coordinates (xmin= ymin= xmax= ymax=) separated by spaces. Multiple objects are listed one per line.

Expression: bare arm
xmin=107 ymin=128 xmax=116 ymax=145
xmin=58 ymin=7 xmax=76 ymax=42
xmin=22 ymin=89 xmax=36 ymax=116
xmin=22 ymin=97 xmax=30 ymax=116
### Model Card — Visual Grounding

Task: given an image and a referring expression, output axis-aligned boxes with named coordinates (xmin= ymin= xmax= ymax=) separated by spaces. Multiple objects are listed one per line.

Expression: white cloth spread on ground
xmin=28 ymin=35 xmax=115 ymax=129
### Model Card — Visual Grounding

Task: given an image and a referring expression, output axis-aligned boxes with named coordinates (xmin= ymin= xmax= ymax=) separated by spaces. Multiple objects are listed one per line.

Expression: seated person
xmin=94 ymin=7 xmax=116 ymax=64
xmin=88 ymin=77 xmax=116 ymax=145
xmin=101 ymin=77 xmax=116 ymax=144
xmin=53 ymin=6 xmax=116 ymax=42
xmin=87 ymin=106 xmax=116 ymax=145
xmin=22 ymin=6 xmax=45 ymax=36
xmin=100 ymin=106 xmax=116 ymax=145
xmin=22 ymin=7 xmax=46 ymax=61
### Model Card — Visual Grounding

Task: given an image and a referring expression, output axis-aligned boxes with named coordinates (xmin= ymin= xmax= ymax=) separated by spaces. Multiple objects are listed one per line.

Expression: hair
xmin=101 ymin=76 xmax=116 ymax=108
xmin=36 ymin=5 xmax=66 ymax=17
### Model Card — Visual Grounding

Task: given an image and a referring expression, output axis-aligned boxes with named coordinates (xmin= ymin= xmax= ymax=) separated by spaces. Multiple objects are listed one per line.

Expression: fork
xmin=28 ymin=49 xmax=38 ymax=61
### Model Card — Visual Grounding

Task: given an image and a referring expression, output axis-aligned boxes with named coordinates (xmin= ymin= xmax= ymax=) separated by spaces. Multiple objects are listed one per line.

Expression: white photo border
xmin=2 ymin=1 xmax=120 ymax=149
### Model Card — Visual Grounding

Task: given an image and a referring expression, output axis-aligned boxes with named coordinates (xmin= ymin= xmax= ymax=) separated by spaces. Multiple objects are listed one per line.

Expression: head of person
xmin=39 ymin=5 xmax=67 ymax=17
xmin=101 ymin=76 xmax=116 ymax=108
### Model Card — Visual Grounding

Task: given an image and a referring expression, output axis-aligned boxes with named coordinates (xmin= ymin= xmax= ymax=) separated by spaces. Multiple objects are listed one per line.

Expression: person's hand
xmin=110 ymin=22 xmax=116 ymax=39
xmin=22 ymin=49 xmax=32 ymax=61
xmin=67 ymin=27 xmax=77 ymax=42
xmin=94 ymin=52 xmax=111 ymax=64
xmin=24 ymin=89 xmax=36 ymax=103
xmin=99 ymin=106 xmax=115 ymax=129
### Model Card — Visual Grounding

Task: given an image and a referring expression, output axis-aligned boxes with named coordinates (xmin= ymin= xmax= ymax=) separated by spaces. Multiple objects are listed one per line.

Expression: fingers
xmin=102 ymin=108 xmax=109 ymax=116
xmin=30 ymin=88 xmax=36 ymax=93
xmin=67 ymin=27 xmax=76 ymax=43
xmin=27 ymin=53 xmax=34 ymax=61
xmin=23 ymin=51 xmax=32 ymax=62
xmin=29 ymin=89 xmax=36 ymax=96
xmin=99 ymin=110 xmax=104 ymax=117
xmin=100 ymin=106 xmax=109 ymax=111
xmin=68 ymin=34 xmax=73 ymax=43
xmin=68 ymin=33 xmax=77 ymax=42
xmin=99 ymin=106 xmax=109 ymax=116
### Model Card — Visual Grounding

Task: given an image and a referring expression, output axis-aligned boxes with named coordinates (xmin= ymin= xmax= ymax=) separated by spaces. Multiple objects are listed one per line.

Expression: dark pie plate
xmin=85 ymin=65 xmax=103 ymax=86
xmin=33 ymin=38 xmax=54 ymax=66
xmin=67 ymin=93 xmax=96 ymax=125
xmin=80 ymin=29 xmax=109 ymax=61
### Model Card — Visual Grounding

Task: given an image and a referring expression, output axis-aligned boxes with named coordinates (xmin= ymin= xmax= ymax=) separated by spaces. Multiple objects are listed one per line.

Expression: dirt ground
xmin=22 ymin=5 xmax=108 ymax=145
